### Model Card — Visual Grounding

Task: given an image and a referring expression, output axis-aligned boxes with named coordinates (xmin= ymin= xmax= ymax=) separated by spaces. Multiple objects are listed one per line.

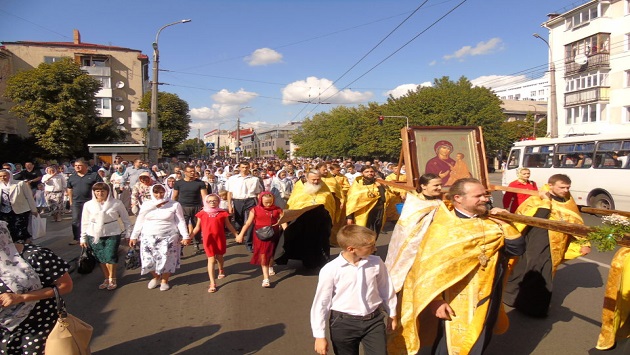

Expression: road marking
xmin=577 ymin=256 xmax=610 ymax=269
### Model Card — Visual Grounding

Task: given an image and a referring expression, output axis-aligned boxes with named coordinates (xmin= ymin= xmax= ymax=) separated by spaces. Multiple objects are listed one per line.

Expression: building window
xmin=566 ymin=5 xmax=599 ymax=30
xmin=43 ymin=56 xmax=66 ymax=64
xmin=626 ymin=33 xmax=630 ymax=51
xmin=95 ymin=98 xmax=111 ymax=110
xmin=94 ymin=76 xmax=111 ymax=89
xmin=565 ymin=72 xmax=608 ymax=93
xmin=625 ymin=106 xmax=630 ymax=122
xmin=285 ymin=141 xmax=290 ymax=146
xmin=567 ymin=104 xmax=601 ymax=124
xmin=530 ymin=91 xmax=536 ymax=97
xmin=626 ymin=70 xmax=630 ymax=87
xmin=565 ymin=33 xmax=610 ymax=62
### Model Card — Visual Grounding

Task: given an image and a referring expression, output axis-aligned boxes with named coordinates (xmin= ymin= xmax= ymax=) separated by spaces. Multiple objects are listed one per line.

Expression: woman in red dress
xmin=192 ymin=194 xmax=238 ymax=293
xmin=237 ymin=192 xmax=286 ymax=288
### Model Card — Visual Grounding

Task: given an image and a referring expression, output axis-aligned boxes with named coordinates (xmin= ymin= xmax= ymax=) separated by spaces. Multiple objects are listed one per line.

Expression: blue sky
xmin=1 ymin=0 xmax=587 ymax=138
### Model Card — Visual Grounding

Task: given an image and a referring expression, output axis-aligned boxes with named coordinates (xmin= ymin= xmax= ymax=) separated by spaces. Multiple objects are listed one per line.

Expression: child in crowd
xmin=310 ymin=224 xmax=397 ymax=355
xmin=34 ymin=183 xmax=47 ymax=214
xmin=218 ymin=189 xmax=230 ymax=211
xmin=192 ymin=194 xmax=238 ymax=293
xmin=236 ymin=192 xmax=285 ymax=288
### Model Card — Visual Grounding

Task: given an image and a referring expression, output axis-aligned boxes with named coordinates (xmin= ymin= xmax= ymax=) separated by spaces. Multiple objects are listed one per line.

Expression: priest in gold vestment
xmin=386 ymin=178 xmax=524 ymax=355
xmin=503 ymin=174 xmax=590 ymax=318
xmin=345 ymin=165 xmax=386 ymax=237
xmin=275 ymin=170 xmax=337 ymax=269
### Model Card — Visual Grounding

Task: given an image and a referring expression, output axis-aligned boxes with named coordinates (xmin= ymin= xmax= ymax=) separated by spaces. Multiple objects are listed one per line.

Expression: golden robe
xmin=388 ymin=203 xmax=521 ymax=355
xmin=512 ymin=192 xmax=585 ymax=275
xmin=384 ymin=172 xmax=407 ymax=221
xmin=597 ymin=247 xmax=630 ymax=350
xmin=344 ymin=176 xmax=384 ymax=228
xmin=287 ymin=180 xmax=337 ymax=221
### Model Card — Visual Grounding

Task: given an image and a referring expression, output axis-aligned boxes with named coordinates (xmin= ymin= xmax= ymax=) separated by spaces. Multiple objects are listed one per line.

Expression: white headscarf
xmin=0 ymin=221 xmax=42 ymax=331
xmin=84 ymin=184 xmax=117 ymax=243
xmin=138 ymin=184 xmax=170 ymax=214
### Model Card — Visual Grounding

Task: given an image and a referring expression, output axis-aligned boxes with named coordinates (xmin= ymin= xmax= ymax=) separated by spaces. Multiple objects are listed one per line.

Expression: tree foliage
xmin=139 ymin=92 xmax=191 ymax=156
xmin=174 ymin=138 xmax=207 ymax=158
xmin=292 ymin=76 xmax=507 ymax=160
xmin=4 ymin=58 xmax=123 ymax=158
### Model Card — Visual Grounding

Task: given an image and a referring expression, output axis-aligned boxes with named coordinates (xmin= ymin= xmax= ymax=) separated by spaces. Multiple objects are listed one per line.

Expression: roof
xmin=1 ymin=40 xmax=143 ymax=53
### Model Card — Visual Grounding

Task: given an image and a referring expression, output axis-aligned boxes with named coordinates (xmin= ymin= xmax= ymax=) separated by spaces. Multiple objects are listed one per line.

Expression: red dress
xmin=195 ymin=210 xmax=230 ymax=257
xmin=250 ymin=205 xmax=282 ymax=265
xmin=502 ymin=180 xmax=538 ymax=213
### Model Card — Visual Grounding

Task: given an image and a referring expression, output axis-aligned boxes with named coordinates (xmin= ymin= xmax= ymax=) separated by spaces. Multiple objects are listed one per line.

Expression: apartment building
xmin=493 ymin=74 xmax=550 ymax=102
xmin=0 ymin=29 xmax=149 ymax=143
xmin=543 ymin=0 xmax=630 ymax=136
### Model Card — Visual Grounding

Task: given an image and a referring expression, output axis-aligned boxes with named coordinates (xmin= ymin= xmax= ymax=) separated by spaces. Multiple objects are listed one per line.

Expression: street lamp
xmin=216 ymin=123 xmax=223 ymax=158
xmin=533 ymin=33 xmax=558 ymax=138
xmin=149 ymin=19 xmax=191 ymax=164
xmin=236 ymin=106 xmax=251 ymax=162
xmin=379 ymin=115 xmax=410 ymax=130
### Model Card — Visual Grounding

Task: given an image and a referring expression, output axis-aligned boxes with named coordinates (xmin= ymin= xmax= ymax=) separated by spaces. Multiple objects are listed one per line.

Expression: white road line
xmin=576 ymin=256 xmax=611 ymax=269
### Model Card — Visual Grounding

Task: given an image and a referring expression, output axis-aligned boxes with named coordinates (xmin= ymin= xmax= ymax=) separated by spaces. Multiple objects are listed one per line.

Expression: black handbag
xmin=77 ymin=247 xmax=96 ymax=274
xmin=124 ymin=246 xmax=140 ymax=270
xmin=255 ymin=211 xmax=276 ymax=241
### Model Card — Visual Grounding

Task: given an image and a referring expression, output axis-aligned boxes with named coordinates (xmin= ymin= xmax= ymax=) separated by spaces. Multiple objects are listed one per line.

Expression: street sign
xmin=205 ymin=142 xmax=215 ymax=148
xmin=235 ymin=147 xmax=242 ymax=152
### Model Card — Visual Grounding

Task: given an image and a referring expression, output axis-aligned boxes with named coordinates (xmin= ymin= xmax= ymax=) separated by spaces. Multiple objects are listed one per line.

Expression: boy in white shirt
xmin=310 ymin=225 xmax=397 ymax=355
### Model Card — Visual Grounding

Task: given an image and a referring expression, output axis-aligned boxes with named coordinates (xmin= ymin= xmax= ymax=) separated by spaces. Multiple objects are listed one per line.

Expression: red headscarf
xmin=257 ymin=191 xmax=281 ymax=212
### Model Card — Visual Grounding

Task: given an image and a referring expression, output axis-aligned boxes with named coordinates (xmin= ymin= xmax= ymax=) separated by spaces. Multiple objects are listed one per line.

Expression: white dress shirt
xmin=310 ymin=253 xmax=397 ymax=338
xmin=225 ymin=174 xmax=261 ymax=199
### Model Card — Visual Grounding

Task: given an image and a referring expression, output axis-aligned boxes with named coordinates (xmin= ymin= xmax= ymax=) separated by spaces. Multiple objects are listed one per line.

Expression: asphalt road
xmin=37 ymin=172 xmax=617 ymax=354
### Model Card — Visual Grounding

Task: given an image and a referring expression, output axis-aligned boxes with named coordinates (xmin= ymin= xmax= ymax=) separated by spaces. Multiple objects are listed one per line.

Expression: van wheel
xmin=590 ymin=193 xmax=614 ymax=210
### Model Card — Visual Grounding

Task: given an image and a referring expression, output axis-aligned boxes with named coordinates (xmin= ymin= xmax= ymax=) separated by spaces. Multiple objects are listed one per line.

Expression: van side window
xmin=507 ymin=150 xmax=520 ymax=169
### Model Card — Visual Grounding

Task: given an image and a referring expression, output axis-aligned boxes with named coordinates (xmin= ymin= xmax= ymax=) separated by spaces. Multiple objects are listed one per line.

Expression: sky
xmin=0 ymin=0 xmax=589 ymax=138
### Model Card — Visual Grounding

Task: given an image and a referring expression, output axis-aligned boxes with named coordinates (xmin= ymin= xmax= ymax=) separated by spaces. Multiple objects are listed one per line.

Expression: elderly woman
xmin=0 ymin=169 xmax=38 ymax=242
xmin=41 ymin=165 xmax=67 ymax=222
xmin=270 ymin=169 xmax=293 ymax=209
xmin=131 ymin=171 xmax=154 ymax=215
xmin=129 ymin=184 xmax=191 ymax=291
xmin=80 ymin=182 xmax=132 ymax=291
xmin=0 ymin=220 xmax=73 ymax=354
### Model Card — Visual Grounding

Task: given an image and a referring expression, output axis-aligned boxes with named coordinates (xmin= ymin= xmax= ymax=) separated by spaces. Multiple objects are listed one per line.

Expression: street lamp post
xmin=380 ymin=115 xmax=410 ymax=130
xmin=149 ymin=19 xmax=191 ymax=165
xmin=216 ymin=123 xmax=222 ymax=158
xmin=235 ymin=106 xmax=251 ymax=162
xmin=527 ymin=104 xmax=538 ymax=138
xmin=533 ymin=33 xmax=558 ymax=138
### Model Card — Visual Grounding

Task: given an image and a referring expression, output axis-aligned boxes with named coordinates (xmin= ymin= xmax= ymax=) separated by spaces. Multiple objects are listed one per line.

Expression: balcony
xmin=81 ymin=66 xmax=111 ymax=77
xmin=564 ymin=87 xmax=609 ymax=106
xmin=564 ymin=52 xmax=609 ymax=77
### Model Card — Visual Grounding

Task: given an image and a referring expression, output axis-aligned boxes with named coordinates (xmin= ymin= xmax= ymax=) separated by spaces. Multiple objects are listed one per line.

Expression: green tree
xmin=139 ymin=92 xmax=191 ymax=156
xmin=275 ymin=147 xmax=287 ymax=159
xmin=4 ymin=58 xmax=123 ymax=158
xmin=174 ymin=138 xmax=206 ymax=158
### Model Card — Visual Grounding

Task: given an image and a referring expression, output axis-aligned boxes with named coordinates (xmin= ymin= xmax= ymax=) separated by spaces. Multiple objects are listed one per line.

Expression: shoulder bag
xmin=255 ymin=211 xmax=275 ymax=241
xmin=77 ymin=247 xmax=96 ymax=274
xmin=45 ymin=286 xmax=93 ymax=355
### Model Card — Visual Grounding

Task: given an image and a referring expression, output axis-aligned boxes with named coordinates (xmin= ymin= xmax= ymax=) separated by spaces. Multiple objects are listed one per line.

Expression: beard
xmin=303 ymin=181 xmax=322 ymax=195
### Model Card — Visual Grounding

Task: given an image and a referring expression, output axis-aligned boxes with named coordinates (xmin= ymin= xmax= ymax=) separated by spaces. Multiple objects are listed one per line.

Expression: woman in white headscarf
xmin=270 ymin=169 xmax=293 ymax=209
xmin=80 ymin=182 xmax=132 ymax=291
xmin=129 ymin=184 xmax=191 ymax=291
xmin=0 ymin=169 xmax=38 ymax=243
xmin=0 ymin=220 xmax=73 ymax=355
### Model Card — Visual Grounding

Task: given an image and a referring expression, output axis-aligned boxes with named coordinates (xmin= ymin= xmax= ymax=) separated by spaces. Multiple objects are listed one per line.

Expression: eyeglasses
xmin=207 ymin=200 xmax=219 ymax=203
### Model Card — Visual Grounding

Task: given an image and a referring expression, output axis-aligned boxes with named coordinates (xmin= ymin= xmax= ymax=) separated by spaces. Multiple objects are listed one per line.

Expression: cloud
xmin=470 ymin=75 xmax=528 ymax=89
xmin=429 ymin=60 xmax=437 ymax=66
xmin=281 ymin=76 xmax=372 ymax=105
xmin=385 ymin=82 xmax=432 ymax=99
xmin=244 ymin=48 xmax=283 ymax=66
xmin=443 ymin=37 xmax=503 ymax=61
xmin=212 ymin=88 xmax=258 ymax=105
xmin=189 ymin=88 xmax=258 ymax=135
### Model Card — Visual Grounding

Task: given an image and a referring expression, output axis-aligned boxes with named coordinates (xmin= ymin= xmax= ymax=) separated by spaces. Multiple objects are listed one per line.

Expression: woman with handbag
xmin=237 ymin=192 xmax=286 ymax=288
xmin=80 ymin=182 xmax=132 ymax=291
xmin=0 ymin=220 xmax=73 ymax=354
xmin=0 ymin=169 xmax=39 ymax=243
xmin=129 ymin=184 xmax=191 ymax=291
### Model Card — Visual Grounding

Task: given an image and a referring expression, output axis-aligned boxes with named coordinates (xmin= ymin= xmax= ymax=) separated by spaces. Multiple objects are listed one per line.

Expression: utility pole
xmin=236 ymin=106 xmax=251 ymax=162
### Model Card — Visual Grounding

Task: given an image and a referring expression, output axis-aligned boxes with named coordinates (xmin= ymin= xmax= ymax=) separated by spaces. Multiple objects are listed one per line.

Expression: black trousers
xmin=233 ymin=197 xmax=257 ymax=249
xmin=329 ymin=311 xmax=386 ymax=355
xmin=0 ymin=210 xmax=32 ymax=242
xmin=71 ymin=201 xmax=86 ymax=241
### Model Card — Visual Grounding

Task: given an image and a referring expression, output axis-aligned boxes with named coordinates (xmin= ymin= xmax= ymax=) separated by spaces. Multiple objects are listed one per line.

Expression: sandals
xmin=262 ymin=279 xmax=270 ymax=288
xmin=208 ymin=284 xmax=217 ymax=293
xmin=106 ymin=278 xmax=117 ymax=291
xmin=268 ymin=267 xmax=276 ymax=276
xmin=99 ymin=279 xmax=110 ymax=290
xmin=217 ymin=270 xmax=226 ymax=279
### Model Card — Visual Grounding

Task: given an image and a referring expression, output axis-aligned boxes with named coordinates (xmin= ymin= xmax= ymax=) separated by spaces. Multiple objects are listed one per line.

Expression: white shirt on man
xmin=225 ymin=174 xmax=262 ymax=199
xmin=310 ymin=253 xmax=397 ymax=339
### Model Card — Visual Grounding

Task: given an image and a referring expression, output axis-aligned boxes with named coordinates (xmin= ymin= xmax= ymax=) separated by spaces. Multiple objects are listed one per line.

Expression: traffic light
xmin=378 ymin=115 xmax=384 ymax=125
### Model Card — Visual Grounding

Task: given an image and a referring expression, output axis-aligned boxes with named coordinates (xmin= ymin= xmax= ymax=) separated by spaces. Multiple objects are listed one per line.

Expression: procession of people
xmin=1 ymin=155 xmax=628 ymax=355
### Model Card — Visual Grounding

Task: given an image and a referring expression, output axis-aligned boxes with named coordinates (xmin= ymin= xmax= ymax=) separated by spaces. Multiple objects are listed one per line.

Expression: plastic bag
xmin=30 ymin=215 xmax=47 ymax=239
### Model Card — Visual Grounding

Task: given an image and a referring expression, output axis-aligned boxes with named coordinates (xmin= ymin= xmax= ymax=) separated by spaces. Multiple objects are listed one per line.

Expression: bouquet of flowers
xmin=585 ymin=214 xmax=630 ymax=252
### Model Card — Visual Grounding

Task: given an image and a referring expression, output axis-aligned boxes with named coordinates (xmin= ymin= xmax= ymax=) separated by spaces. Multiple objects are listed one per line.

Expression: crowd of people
xmin=1 ymin=155 xmax=628 ymax=354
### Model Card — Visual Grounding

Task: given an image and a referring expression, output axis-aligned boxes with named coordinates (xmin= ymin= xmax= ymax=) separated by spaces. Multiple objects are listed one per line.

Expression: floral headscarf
xmin=0 ymin=221 xmax=42 ymax=331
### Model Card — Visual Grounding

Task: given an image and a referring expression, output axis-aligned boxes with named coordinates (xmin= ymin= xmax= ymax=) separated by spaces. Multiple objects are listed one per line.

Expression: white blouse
xmin=80 ymin=199 xmax=132 ymax=240
xmin=129 ymin=200 xmax=190 ymax=240
xmin=42 ymin=173 xmax=66 ymax=192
